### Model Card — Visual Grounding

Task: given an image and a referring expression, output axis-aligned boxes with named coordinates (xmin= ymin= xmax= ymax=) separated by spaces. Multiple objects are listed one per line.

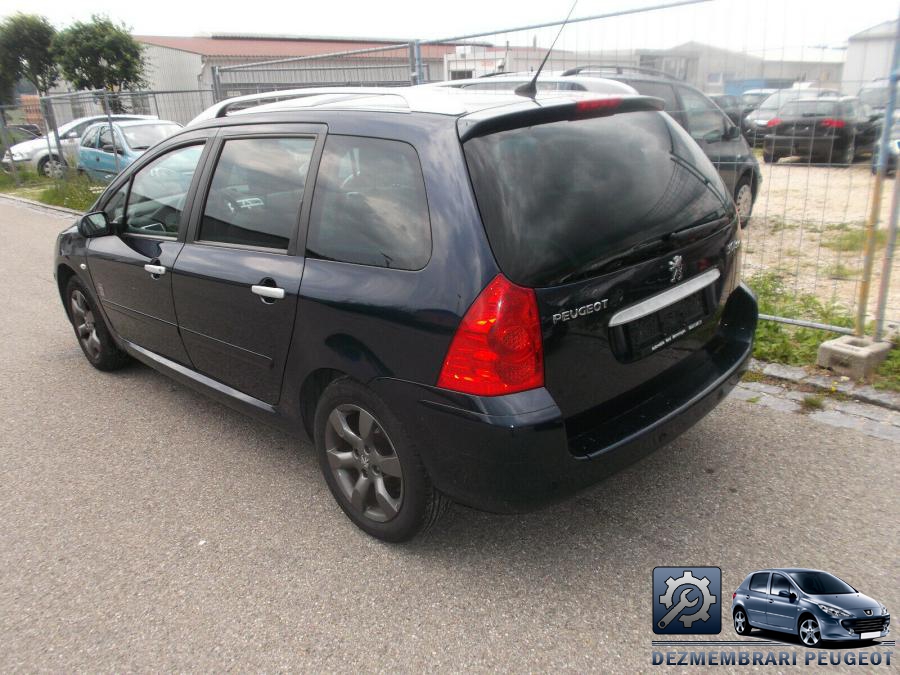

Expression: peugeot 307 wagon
xmin=732 ymin=569 xmax=890 ymax=647
xmin=55 ymin=86 xmax=758 ymax=541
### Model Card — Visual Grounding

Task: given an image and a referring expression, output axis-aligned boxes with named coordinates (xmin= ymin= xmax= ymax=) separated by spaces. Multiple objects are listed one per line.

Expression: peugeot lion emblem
xmin=668 ymin=255 xmax=684 ymax=284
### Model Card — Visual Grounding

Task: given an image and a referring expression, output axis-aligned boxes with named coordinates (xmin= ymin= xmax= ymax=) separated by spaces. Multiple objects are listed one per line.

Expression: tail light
xmin=437 ymin=274 xmax=544 ymax=396
xmin=766 ymin=118 xmax=782 ymax=128
xmin=821 ymin=118 xmax=846 ymax=128
xmin=733 ymin=592 xmax=737 ymax=600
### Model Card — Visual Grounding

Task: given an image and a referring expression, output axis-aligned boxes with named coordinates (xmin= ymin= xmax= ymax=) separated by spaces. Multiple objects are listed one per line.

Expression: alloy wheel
xmin=735 ymin=184 xmax=753 ymax=221
xmin=70 ymin=289 xmax=101 ymax=360
xmin=799 ymin=618 xmax=821 ymax=646
xmin=324 ymin=404 xmax=403 ymax=523
xmin=734 ymin=610 xmax=747 ymax=634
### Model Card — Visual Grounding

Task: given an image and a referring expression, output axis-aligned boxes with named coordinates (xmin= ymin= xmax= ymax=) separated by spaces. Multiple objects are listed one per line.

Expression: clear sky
xmin=0 ymin=0 xmax=896 ymax=53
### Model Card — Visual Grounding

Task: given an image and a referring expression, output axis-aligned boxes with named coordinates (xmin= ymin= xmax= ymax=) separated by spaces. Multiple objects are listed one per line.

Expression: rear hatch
xmin=462 ymin=102 xmax=741 ymax=421
xmin=771 ymin=99 xmax=842 ymax=139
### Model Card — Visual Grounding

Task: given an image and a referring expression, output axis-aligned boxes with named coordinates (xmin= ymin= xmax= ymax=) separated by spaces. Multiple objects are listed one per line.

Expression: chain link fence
xmin=1 ymin=0 xmax=898 ymax=335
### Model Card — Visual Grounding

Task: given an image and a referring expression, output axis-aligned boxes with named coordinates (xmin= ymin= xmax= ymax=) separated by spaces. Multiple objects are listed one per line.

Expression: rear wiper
xmin=667 ymin=214 xmax=731 ymax=242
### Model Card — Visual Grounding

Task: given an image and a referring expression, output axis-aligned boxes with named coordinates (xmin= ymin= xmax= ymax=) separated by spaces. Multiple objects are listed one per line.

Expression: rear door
xmin=171 ymin=124 xmax=324 ymax=404
xmin=96 ymin=125 xmax=123 ymax=181
xmin=744 ymin=572 xmax=771 ymax=626
xmin=677 ymin=85 xmax=743 ymax=195
xmin=77 ymin=126 xmax=102 ymax=179
xmin=462 ymin=108 xmax=738 ymax=422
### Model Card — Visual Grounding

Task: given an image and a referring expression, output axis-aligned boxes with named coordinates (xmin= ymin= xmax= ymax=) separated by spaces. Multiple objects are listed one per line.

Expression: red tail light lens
xmin=733 ymin=592 xmax=737 ymax=600
xmin=437 ymin=274 xmax=544 ymax=396
xmin=821 ymin=118 xmax=846 ymax=128
xmin=766 ymin=117 xmax=782 ymax=128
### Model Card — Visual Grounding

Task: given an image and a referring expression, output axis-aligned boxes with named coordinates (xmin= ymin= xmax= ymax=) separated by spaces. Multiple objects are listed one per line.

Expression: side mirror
xmin=77 ymin=211 xmax=110 ymax=238
xmin=65 ymin=130 xmax=79 ymax=139
xmin=702 ymin=129 xmax=724 ymax=143
xmin=724 ymin=125 xmax=741 ymax=140
xmin=778 ymin=590 xmax=796 ymax=599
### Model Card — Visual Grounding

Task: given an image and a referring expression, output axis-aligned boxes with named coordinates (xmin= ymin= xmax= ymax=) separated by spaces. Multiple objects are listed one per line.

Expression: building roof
xmin=849 ymin=20 xmax=897 ymax=42
xmin=135 ymin=35 xmax=458 ymax=60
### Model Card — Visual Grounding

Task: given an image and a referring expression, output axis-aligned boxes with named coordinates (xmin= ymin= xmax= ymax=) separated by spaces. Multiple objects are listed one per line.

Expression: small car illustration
xmin=732 ymin=568 xmax=890 ymax=647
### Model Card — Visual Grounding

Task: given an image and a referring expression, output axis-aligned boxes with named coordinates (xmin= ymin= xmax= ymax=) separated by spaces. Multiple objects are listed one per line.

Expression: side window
xmin=103 ymin=183 xmax=128 ymax=226
xmin=124 ymin=144 xmax=204 ymax=237
xmin=81 ymin=127 xmax=100 ymax=149
xmin=749 ymin=573 xmax=769 ymax=593
xmin=98 ymin=126 xmax=117 ymax=151
xmin=307 ymin=135 xmax=431 ymax=270
xmin=199 ymin=137 xmax=315 ymax=250
xmin=678 ymin=87 xmax=727 ymax=141
xmin=624 ymin=80 xmax=682 ymax=123
xmin=770 ymin=574 xmax=791 ymax=596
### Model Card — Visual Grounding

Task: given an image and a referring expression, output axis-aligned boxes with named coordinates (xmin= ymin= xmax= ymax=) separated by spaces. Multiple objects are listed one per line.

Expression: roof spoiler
xmin=457 ymin=94 xmax=664 ymax=142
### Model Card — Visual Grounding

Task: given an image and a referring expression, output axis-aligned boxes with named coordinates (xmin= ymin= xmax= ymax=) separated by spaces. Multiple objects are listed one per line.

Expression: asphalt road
xmin=1 ymin=198 xmax=897 ymax=672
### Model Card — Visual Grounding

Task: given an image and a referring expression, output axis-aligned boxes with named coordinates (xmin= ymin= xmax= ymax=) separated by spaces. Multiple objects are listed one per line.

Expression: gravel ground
xmin=743 ymin=161 xmax=899 ymax=322
xmin=1 ymin=199 xmax=897 ymax=672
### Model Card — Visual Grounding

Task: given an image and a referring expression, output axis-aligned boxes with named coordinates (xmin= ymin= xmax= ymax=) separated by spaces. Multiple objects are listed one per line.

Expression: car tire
xmin=734 ymin=176 xmax=754 ymax=226
xmin=65 ymin=277 xmax=130 ymax=371
xmin=798 ymin=615 xmax=823 ymax=647
xmin=762 ymin=150 xmax=778 ymax=164
xmin=38 ymin=155 xmax=66 ymax=178
xmin=838 ymin=139 xmax=856 ymax=167
xmin=314 ymin=378 xmax=451 ymax=542
xmin=733 ymin=608 xmax=752 ymax=636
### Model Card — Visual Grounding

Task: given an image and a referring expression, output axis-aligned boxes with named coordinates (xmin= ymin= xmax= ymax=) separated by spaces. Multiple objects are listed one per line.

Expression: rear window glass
xmin=749 ymin=573 xmax=769 ymax=592
xmin=780 ymin=100 xmax=837 ymax=116
xmin=463 ymin=111 xmax=729 ymax=287
xmin=307 ymin=135 xmax=431 ymax=270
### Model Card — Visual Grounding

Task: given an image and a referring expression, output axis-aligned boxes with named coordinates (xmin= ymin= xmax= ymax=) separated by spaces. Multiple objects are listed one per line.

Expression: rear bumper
xmin=372 ymin=283 xmax=757 ymax=513
xmin=765 ymin=134 xmax=841 ymax=158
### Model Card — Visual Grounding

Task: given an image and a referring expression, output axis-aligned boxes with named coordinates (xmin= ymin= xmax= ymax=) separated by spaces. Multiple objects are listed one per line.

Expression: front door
xmin=87 ymin=136 xmax=213 ymax=364
xmin=766 ymin=573 xmax=799 ymax=630
xmin=678 ymin=85 xmax=744 ymax=196
xmin=172 ymin=125 xmax=323 ymax=404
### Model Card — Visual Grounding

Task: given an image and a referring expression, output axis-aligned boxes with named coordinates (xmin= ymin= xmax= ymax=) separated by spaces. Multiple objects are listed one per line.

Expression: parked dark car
xmin=433 ymin=67 xmax=763 ymax=224
xmin=872 ymin=110 xmax=899 ymax=174
xmin=762 ymin=97 xmax=880 ymax=165
xmin=710 ymin=94 xmax=743 ymax=125
xmin=732 ymin=569 xmax=890 ymax=647
xmin=743 ymin=88 xmax=841 ymax=146
xmin=55 ymin=87 xmax=757 ymax=541
xmin=740 ymin=88 xmax=776 ymax=115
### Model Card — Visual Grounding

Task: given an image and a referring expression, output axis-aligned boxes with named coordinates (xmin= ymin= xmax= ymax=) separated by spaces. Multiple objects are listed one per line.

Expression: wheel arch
xmin=298 ymin=368 xmax=350 ymax=439
xmin=797 ymin=610 xmax=818 ymax=633
xmin=56 ymin=263 xmax=77 ymax=305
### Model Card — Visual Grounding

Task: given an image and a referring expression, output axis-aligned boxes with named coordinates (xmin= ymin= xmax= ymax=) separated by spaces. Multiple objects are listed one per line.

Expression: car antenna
xmin=515 ymin=0 xmax=578 ymax=99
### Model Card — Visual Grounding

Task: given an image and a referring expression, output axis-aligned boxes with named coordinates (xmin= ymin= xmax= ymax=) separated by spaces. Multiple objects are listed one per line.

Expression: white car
xmin=2 ymin=114 xmax=156 ymax=177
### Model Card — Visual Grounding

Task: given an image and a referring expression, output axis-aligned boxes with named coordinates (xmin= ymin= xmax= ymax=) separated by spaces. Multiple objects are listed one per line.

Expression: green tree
xmin=0 ymin=34 xmax=20 ymax=105
xmin=54 ymin=16 xmax=145 ymax=94
xmin=0 ymin=14 xmax=58 ymax=95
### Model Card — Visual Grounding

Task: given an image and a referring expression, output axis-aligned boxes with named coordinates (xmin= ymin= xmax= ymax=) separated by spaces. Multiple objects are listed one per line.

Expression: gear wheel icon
xmin=659 ymin=570 xmax=717 ymax=628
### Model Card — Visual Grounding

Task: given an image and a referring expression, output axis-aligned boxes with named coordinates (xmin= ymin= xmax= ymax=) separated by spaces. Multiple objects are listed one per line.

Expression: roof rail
xmin=189 ymin=87 xmax=420 ymax=125
xmin=561 ymin=64 xmax=680 ymax=80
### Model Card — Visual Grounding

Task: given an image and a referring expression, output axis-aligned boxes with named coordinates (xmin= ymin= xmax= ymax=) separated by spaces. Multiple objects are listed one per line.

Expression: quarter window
xmin=306 ymin=135 xmax=431 ymax=270
xmin=199 ymin=137 xmax=315 ymax=250
xmin=124 ymin=144 xmax=204 ymax=237
xmin=749 ymin=573 xmax=769 ymax=593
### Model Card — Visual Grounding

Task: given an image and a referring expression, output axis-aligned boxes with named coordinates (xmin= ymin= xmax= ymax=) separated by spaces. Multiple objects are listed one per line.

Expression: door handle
xmin=144 ymin=264 xmax=166 ymax=276
xmin=251 ymin=285 xmax=285 ymax=300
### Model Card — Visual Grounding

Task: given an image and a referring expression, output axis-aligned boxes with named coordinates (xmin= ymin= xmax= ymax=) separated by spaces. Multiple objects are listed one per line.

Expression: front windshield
xmin=122 ymin=124 xmax=180 ymax=150
xmin=779 ymin=100 xmax=837 ymax=117
xmin=742 ymin=92 xmax=767 ymax=106
xmin=788 ymin=571 xmax=855 ymax=595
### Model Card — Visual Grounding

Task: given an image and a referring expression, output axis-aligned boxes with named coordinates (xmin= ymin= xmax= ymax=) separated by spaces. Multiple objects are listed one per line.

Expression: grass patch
xmin=822 ymin=228 xmax=887 ymax=253
xmin=747 ymin=272 xmax=900 ymax=392
xmin=801 ymin=394 xmax=824 ymax=411
xmin=746 ymin=272 xmax=853 ymax=365
xmin=823 ymin=263 xmax=858 ymax=280
xmin=746 ymin=395 xmax=761 ymax=404
xmin=35 ymin=174 xmax=99 ymax=212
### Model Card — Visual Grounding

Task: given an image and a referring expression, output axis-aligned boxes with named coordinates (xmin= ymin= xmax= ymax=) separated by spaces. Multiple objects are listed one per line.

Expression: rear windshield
xmin=463 ymin=111 xmax=730 ymax=287
xmin=780 ymin=100 xmax=837 ymax=117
